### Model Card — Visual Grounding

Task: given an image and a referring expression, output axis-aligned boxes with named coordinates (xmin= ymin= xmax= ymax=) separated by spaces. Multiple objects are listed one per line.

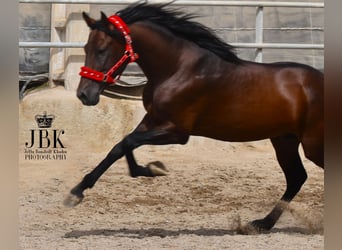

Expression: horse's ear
xmin=82 ymin=12 xmax=96 ymax=28
xmin=100 ymin=11 xmax=108 ymax=22
xmin=101 ymin=11 xmax=117 ymax=32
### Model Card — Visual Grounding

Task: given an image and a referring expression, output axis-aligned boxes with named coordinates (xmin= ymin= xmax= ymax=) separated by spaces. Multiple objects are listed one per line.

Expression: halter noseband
xmin=79 ymin=15 xmax=139 ymax=84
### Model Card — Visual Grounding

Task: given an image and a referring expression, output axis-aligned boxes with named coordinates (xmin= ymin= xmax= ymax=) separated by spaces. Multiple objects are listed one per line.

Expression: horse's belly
xmin=191 ymin=111 xmax=296 ymax=142
xmin=193 ymin=127 xmax=279 ymax=142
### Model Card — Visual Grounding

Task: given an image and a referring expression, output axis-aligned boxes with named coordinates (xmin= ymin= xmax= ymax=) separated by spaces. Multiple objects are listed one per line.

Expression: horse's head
xmin=77 ymin=12 xmax=128 ymax=105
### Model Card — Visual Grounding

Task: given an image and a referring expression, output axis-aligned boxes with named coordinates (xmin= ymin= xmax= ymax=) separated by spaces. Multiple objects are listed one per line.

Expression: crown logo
xmin=35 ymin=111 xmax=55 ymax=128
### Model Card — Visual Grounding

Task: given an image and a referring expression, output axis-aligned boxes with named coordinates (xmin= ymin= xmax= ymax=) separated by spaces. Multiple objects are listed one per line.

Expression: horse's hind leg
xmin=245 ymin=134 xmax=307 ymax=233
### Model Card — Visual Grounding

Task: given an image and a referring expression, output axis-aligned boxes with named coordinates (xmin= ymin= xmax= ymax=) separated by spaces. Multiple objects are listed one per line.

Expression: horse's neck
xmin=130 ymin=23 xmax=185 ymax=83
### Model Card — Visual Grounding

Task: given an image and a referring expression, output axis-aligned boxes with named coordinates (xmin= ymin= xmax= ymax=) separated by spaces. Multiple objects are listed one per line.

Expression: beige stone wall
xmin=19 ymin=87 xmax=145 ymax=155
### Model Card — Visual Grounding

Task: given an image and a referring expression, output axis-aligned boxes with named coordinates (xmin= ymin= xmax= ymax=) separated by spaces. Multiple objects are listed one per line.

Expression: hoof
xmin=63 ymin=192 xmax=84 ymax=208
xmin=237 ymin=220 xmax=271 ymax=235
xmin=146 ymin=161 xmax=168 ymax=176
xmin=237 ymin=222 xmax=262 ymax=235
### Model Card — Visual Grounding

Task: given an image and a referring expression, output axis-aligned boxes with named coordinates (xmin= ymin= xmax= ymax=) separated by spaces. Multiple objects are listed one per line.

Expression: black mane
xmin=116 ymin=3 xmax=242 ymax=64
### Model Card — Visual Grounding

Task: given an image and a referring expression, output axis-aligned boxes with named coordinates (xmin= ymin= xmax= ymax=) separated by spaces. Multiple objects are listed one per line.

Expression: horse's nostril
xmin=77 ymin=89 xmax=99 ymax=106
xmin=77 ymin=90 xmax=88 ymax=104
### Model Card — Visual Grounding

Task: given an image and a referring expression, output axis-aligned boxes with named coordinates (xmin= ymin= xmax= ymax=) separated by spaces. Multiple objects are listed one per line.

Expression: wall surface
xmin=19 ymin=3 xmax=51 ymax=75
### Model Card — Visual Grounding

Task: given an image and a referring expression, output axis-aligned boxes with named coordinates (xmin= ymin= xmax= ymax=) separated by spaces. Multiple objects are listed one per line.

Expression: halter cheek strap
xmin=79 ymin=15 xmax=139 ymax=84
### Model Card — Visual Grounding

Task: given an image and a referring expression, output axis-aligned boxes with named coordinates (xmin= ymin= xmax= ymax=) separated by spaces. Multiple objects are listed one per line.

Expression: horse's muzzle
xmin=77 ymin=88 xmax=100 ymax=106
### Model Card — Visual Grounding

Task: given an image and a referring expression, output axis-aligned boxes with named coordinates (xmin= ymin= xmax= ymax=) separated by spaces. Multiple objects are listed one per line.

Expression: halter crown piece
xmin=79 ymin=15 xmax=139 ymax=84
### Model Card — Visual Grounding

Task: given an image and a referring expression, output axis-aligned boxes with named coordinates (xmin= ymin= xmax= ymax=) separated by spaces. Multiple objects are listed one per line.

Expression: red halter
xmin=79 ymin=15 xmax=139 ymax=84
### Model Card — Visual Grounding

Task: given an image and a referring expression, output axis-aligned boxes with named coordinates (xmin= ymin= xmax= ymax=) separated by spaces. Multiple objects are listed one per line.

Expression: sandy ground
xmin=19 ymin=88 xmax=324 ymax=250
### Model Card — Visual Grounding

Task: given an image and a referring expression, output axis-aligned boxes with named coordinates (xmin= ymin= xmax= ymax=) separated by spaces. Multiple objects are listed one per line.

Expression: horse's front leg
xmin=124 ymin=124 xmax=189 ymax=178
xmin=64 ymin=121 xmax=189 ymax=207
xmin=63 ymin=138 xmax=126 ymax=207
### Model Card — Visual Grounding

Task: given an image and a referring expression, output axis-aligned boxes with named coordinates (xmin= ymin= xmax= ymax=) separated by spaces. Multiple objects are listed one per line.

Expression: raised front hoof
xmin=237 ymin=219 xmax=273 ymax=235
xmin=147 ymin=161 xmax=168 ymax=176
xmin=131 ymin=161 xmax=168 ymax=178
xmin=63 ymin=192 xmax=84 ymax=208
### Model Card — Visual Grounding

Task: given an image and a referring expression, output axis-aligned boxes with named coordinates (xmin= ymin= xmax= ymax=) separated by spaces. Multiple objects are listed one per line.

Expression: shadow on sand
xmin=64 ymin=226 xmax=323 ymax=239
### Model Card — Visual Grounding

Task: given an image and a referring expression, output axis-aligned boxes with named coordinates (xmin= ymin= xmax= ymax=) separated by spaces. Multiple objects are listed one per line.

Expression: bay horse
xmin=64 ymin=3 xmax=324 ymax=233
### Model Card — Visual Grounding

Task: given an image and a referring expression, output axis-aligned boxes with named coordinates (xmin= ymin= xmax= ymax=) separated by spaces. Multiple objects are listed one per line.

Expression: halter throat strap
xmin=79 ymin=15 xmax=139 ymax=84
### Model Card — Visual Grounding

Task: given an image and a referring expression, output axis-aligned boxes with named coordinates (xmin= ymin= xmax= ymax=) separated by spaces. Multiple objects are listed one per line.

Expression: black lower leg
xmin=68 ymin=140 xmax=125 ymax=199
